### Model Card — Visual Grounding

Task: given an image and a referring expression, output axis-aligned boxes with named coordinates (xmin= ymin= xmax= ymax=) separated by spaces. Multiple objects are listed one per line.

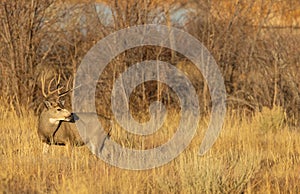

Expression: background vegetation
xmin=0 ymin=0 xmax=299 ymax=193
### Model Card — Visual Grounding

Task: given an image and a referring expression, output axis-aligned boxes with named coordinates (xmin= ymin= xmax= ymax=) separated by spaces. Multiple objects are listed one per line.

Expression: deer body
xmin=38 ymin=101 xmax=84 ymax=146
xmin=38 ymin=101 xmax=109 ymax=154
xmin=38 ymin=73 xmax=109 ymax=154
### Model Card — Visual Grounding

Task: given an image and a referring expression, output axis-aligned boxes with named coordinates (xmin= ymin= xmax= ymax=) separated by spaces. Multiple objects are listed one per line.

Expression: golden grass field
xmin=1 ymin=103 xmax=299 ymax=193
xmin=0 ymin=0 xmax=299 ymax=193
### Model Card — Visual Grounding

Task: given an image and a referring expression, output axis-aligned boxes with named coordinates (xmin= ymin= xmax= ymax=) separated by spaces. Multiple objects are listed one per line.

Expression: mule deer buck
xmin=38 ymin=74 xmax=110 ymax=154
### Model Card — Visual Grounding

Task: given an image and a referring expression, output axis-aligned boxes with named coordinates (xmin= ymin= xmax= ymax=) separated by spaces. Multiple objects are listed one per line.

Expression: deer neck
xmin=39 ymin=112 xmax=62 ymax=133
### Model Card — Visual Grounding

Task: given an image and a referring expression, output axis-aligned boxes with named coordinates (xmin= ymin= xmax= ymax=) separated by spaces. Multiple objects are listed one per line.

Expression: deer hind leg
xmin=87 ymin=142 xmax=96 ymax=155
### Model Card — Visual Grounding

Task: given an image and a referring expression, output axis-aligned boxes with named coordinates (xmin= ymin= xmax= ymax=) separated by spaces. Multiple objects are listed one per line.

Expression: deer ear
xmin=60 ymin=100 xmax=65 ymax=106
xmin=44 ymin=101 xmax=52 ymax=109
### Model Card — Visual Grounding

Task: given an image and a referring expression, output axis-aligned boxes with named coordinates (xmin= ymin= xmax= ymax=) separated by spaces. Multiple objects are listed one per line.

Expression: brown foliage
xmin=0 ymin=0 xmax=299 ymax=123
xmin=186 ymin=0 xmax=300 ymax=121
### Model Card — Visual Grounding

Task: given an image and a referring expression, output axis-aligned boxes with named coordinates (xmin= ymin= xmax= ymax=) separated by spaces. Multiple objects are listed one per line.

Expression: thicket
xmin=0 ymin=0 xmax=299 ymax=124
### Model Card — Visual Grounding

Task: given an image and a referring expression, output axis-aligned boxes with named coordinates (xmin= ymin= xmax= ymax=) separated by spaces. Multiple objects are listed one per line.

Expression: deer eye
xmin=56 ymin=108 xmax=62 ymax=111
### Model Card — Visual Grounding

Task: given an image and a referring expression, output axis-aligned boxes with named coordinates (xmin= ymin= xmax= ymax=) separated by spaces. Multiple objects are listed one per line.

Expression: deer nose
xmin=69 ymin=113 xmax=79 ymax=122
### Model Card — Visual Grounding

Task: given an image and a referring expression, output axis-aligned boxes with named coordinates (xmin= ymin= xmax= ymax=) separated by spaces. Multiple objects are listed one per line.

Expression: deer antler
xmin=57 ymin=77 xmax=73 ymax=98
xmin=41 ymin=72 xmax=64 ymax=99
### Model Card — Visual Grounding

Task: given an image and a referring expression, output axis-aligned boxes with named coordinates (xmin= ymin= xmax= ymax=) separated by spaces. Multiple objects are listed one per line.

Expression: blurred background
xmin=0 ymin=0 xmax=299 ymax=124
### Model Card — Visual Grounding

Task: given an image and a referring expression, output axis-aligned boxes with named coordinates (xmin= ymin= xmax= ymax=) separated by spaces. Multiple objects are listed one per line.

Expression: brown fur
xmin=38 ymin=100 xmax=109 ymax=154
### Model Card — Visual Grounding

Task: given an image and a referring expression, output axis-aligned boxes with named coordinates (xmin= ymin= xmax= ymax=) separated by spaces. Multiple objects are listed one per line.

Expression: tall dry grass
xmin=1 ymin=0 xmax=300 ymax=193
xmin=1 ymin=102 xmax=299 ymax=193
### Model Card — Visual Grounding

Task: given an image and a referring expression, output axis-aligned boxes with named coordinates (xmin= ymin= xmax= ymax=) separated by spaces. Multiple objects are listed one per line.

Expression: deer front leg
xmin=42 ymin=144 xmax=50 ymax=154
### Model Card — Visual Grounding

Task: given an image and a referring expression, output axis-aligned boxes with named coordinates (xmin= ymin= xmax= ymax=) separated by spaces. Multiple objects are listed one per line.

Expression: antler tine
xmin=46 ymin=76 xmax=64 ymax=96
xmin=47 ymin=77 xmax=55 ymax=94
xmin=58 ymin=77 xmax=72 ymax=97
xmin=56 ymin=73 xmax=61 ymax=89
xmin=65 ymin=76 xmax=72 ymax=91
xmin=41 ymin=73 xmax=48 ymax=98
